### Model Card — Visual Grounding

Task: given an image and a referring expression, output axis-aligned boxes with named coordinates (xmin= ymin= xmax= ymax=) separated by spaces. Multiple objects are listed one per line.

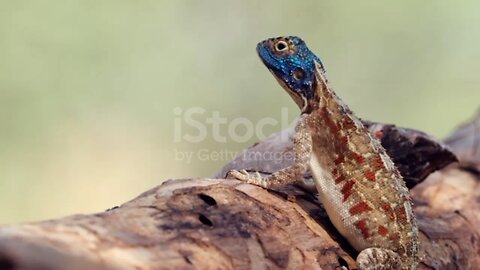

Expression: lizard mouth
xmin=256 ymin=43 xmax=277 ymax=70
xmin=271 ymin=74 xmax=309 ymax=113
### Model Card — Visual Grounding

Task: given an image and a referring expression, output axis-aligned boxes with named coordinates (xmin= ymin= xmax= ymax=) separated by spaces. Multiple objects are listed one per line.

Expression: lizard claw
xmin=226 ymin=169 xmax=269 ymax=188
xmin=226 ymin=169 xmax=245 ymax=179
xmin=356 ymin=248 xmax=401 ymax=270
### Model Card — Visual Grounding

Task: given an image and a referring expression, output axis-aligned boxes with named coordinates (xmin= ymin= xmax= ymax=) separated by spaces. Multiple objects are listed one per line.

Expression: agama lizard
xmin=228 ymin=36 xmax=419 ymax=270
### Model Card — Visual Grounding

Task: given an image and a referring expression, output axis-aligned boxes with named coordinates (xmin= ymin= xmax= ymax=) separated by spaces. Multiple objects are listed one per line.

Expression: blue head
xmin=257 ymin=36 xmax=325 ymax=112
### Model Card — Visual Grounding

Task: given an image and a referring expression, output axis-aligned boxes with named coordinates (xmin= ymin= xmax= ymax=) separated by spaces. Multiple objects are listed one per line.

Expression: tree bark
xmin=0 ymin=113 xmax=478 ymax=270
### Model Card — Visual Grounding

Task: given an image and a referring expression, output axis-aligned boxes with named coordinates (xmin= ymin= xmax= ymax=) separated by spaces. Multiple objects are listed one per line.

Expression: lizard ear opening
xmin=293 ymin=68 xmax=305 ymax=81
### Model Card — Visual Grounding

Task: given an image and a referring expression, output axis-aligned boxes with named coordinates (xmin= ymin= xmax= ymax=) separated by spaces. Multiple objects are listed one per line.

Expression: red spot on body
xmin=332 ymin=123 xmax=341 ymax=133
xmin=382 ymin=204 xmax=395 ymax=220
xmin=375 ymin=130 xmax=383 ymax=139
xmin=349 ymin=201 xmax=372 ymax=215
xmin=364 ymin=170 xmax=376 ymax=181
xmin=395 ymin=205 xmax=408 ymax=224
xmin=321 ymin=107 xmax=341 ymax=134
xmin=373 ymin=156 xmax=384 ymax=170
xmin=335 ymin=175 xmax=345 ymax=184
xmin=343 ymin=118 xmax=355 ymax=129
xmin=331 ymin=168 xmax=338 ymax=176
xmin=354 ymin=219 xmax=370 ymax=239
xmin=334 ymin=155 xmax=344 ymax=165
xmin=352 ymin=152 xmax=365 ymax=165
xmin=340 ymin=136 xmax=348 ymax=146
xmin=326 ymin=122 xmax=338 ymax=134
xmin=341 ymin=180 xmax=355 ymax=201
xmin=389 ymin=232 xmax=400 ymax=241
xmin=378 ymin=225 xmax=389 ymax=236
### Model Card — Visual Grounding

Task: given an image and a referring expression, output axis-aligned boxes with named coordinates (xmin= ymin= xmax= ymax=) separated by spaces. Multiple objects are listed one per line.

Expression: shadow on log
xmin=0 ymin=113 xmax=478 ymax=270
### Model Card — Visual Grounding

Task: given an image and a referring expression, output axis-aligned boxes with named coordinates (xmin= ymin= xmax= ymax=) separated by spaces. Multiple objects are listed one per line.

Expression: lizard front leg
xmin=227 ymin=114 xmax=312 ymax=188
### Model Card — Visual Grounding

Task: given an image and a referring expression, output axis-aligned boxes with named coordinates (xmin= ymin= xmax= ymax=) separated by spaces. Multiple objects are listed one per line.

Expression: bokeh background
xmin=1 ymin=1 xmax=479 ymax=223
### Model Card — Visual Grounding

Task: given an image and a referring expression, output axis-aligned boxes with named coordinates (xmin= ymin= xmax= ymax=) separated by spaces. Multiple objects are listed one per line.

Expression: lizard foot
xmin=226 ymin=169 xmax=269 ymax=188
xmin=356 ymin=247 xmax=401 ymax=270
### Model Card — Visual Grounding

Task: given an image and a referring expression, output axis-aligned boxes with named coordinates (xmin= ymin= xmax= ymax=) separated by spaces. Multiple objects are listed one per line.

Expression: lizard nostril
xmin=198 ymin=214 xmax=213 ymax=227
xmin=198 ymin=193 xmax=217 ymax=206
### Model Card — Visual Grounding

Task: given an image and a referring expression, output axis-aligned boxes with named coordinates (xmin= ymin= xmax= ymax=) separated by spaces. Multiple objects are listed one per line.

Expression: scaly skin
xmin=228 ymin=36 xmax=418 ymax=270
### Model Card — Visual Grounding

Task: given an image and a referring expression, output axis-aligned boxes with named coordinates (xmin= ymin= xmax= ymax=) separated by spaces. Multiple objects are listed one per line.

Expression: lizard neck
xmin=302 ymin=62 xmax=341 ymax=115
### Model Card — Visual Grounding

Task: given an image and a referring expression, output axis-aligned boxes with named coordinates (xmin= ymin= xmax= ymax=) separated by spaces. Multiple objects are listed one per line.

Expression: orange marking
xmin=378 ymin=225 xmax=389 ymax=236
xmin=375 ymin=130 xmax=383 ymax=139
xmin=354 ymin=219 xmax=370 ymax=239
xmin=395 ymin=205 xmax=408 ymax=224
xmin=335 ymin=175 xmax=345 ymax=184
xmin=382 ymin=204 xmax=395 ymax=220
xmin=341 ymin=180 xmax=355 ymax=201
xmin=352 ymin=152 xmax=365 ymax=165
xmin=349 ymin=201 xmax=372 ymax=215
xmin=364 ymin=170 xmax=376 ymax=181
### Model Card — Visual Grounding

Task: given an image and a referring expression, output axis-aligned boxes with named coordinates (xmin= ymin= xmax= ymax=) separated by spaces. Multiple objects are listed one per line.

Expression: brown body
xmin=307 ymin=64 xmax=418 ymax=269
xmin=229 ymin=36 xmax=418 ymax=269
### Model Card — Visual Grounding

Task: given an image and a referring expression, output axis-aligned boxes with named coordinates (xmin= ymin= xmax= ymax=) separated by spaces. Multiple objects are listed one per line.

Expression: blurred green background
xmin=0 ymin=1 xmax=478 ymax=223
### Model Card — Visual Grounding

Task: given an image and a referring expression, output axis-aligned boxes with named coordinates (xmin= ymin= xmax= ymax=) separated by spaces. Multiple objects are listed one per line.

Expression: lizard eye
xmin=293 ymin=68 xmax=305 ymax=81
xmin=274 ymin=40 xmax=288 ymax=52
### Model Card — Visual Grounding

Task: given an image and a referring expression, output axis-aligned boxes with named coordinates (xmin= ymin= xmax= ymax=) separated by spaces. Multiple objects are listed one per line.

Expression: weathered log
xmin=0 ymin=115 xmax=477 ymax=270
